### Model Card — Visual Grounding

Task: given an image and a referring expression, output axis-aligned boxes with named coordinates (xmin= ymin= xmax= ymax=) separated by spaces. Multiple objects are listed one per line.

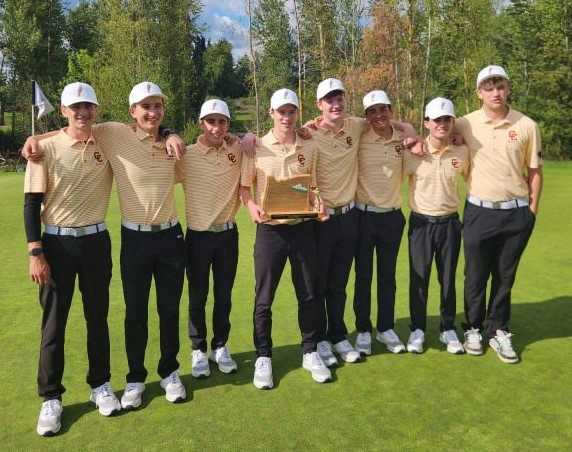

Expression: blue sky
xmin=65 ymin=1 xmax=250 ymax=60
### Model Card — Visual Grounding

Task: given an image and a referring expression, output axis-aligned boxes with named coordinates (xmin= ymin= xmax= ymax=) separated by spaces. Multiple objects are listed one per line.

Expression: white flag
xmin=33 ymin=81 xmax=54 ymax=119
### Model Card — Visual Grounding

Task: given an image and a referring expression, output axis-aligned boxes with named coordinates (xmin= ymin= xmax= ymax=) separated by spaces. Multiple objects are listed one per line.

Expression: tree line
xmin=1 ymin=0 xmax=570 ymax=159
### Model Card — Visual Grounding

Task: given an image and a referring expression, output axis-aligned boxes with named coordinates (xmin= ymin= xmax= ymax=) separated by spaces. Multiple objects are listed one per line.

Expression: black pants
xmin=315 ymin=208 xmax=359 ymax=344
xmin=408 ymin=212 xmax=462 ymax=332
xmin=253 ymin=221 xmax=318 ymax=357
xmin=186 ymin=228 xmax=238 ymax=352
xmin=38 ymin=230 xmax=112 ymax=400
xmin=121 ymin=224 xmax=185 ymax=383
xmin=463 ymin=203 xmax=535 ymax=337
xmin=354 ymin=209 xmax=405 ymax=333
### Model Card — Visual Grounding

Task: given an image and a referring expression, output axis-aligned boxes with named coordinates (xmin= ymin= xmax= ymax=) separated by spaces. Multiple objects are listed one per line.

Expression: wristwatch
xmin=28 ymin=248 xmax=44 ymax=256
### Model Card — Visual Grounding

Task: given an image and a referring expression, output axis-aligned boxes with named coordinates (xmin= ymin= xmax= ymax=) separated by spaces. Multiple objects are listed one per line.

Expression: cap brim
xmin=62 ymin=97 xmax=99 ymax=107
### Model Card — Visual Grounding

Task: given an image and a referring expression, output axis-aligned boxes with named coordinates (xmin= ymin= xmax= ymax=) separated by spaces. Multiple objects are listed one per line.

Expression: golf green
xmin=1 ymin=162 xmax=570 ymax=451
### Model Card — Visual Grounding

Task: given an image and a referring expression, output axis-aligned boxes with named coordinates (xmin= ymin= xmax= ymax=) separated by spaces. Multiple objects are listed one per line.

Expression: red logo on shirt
xmin=93 ymin=151 xmax=103 ymax=163
xmin=227 ymin=153 xmax=237 ymax=164
xmin=346 ymin=136 xmax=353 ymax=146
xmin=297 ymin=154 xmax=306 ymax=166
xmin=451 ymin=158 xmax=460 ymax=169
xmin=508 ymin=130 xmax=518 ymax=142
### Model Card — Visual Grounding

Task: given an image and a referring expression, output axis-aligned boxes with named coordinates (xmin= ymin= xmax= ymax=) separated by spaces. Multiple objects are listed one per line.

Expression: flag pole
xmin=31 ymin=80 xmax=36 ymax=136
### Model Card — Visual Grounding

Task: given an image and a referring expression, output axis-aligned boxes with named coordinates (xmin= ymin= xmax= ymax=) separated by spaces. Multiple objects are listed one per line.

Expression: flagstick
xmin=31 ymin=80 xmax=36 ymax=136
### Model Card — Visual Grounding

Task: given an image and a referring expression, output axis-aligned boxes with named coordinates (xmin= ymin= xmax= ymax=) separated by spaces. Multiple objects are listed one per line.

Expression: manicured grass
xmin=1 ymin=162 xmax=571 ymax=451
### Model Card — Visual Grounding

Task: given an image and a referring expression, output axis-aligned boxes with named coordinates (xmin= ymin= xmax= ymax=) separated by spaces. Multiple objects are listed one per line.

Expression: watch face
xmin=30 ymin=248 xmax=43 ymax=256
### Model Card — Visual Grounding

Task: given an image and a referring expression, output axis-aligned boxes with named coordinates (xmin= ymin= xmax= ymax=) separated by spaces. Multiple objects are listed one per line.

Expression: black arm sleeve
xmin=24 ymin=193 xmax=44 ymax=243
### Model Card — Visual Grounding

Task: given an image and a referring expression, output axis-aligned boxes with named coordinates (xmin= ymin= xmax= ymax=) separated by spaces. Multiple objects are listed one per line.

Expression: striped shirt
xmin=93 ymin=122 xmax=178 ymax=225
xmin=178 ymin=136 xmax=242 ymax=231
xmin=403 ymin=138 xmax=469 ymax=216
xmin=456 ymin=108 xmax=542 ymax=201
xmin=312 ymin=116 xmax=365 ymax=208
xmin=241 ymin=130 xmax=318 ymax=225
xmin=356 ymin=126 xmax=404 ymax=209
xmin=24 ymin=129 xmax=112 ymax=227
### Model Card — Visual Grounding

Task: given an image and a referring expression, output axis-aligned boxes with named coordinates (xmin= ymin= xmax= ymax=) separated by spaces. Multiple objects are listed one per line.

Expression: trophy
xmin=261 ymin=174 xmax=319 ymax=220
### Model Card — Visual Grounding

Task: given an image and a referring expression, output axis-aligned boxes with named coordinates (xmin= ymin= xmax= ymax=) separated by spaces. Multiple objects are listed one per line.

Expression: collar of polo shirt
xmin=60 ymin=128 xmax=97 ymax=146
xmin=197 ymin=135 xmax=228 ymax=154
xmin=479 ymin=107 xmax=517 ymax=126
xmin=267 ymin=130 xmax=302 ymax=149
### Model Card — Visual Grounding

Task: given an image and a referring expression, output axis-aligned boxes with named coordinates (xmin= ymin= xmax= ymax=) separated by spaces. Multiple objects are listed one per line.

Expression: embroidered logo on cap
xmin=146 ymin=83 xmax=151 ymax=93
xmin=77 ymin=85 xmax=83 ymax=96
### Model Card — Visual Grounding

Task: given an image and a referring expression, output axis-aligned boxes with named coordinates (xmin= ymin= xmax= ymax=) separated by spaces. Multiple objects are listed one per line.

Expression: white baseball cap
xmin=270 ymin=88 xmax=299 ymax=110
xmin=199 ymin=99 xmax=231 ymax=120
xmin=425 ymin=97 xmax=456 ymax=119
xmin=476 ymin=65 xmax=509 ymax=89
xmin=316 ymin=78 xmax=345 ymax=100
xmin=363 ymin=90 xmax=391 ymax=110
xmin=61 ymin=82 xmax=99 ymax=106
xmin=129 ymin=81 xmax=166 ymax=106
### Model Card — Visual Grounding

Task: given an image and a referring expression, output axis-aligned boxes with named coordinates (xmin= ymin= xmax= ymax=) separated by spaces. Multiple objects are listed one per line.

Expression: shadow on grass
xmin=186 ymin=343 xmax=321 ymax=392
xmin=353 ymin=295 xmax=572 ymax=357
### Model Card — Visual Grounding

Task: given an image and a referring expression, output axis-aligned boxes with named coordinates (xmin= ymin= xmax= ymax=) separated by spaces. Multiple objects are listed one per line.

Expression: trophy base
xmin=269 ymin=212 xmax=319 ymax=220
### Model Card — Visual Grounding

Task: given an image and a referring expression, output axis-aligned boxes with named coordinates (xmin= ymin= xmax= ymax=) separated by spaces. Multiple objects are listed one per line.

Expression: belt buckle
xmin=491 ymin=201 xmax=502 ymax=209
xmin=150 ymin=224 xmax=162 ymax=232
xmin=76 ymin=227 xmax=87 ymax=237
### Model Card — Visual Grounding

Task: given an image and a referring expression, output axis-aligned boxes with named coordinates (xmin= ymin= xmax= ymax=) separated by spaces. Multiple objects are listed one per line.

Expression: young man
xmin=240 ymin=88 xmax=331 ymax=389
xmin=403 ymin=98 xmax=468 ymax=355
xmin=178 ymin=99 xmax=241 ymax=378
xmin=97 ymin=82 xmax=187 ymax=406
xmin=353 ymin=90 xmax=407 ymax=355
xmin=310 ymin=78 xmax=365 ymax=366
xmin=24 ymin=82 xmax=121 ymax=437
xmin=456 ymin=66 xmax=542 ymax=363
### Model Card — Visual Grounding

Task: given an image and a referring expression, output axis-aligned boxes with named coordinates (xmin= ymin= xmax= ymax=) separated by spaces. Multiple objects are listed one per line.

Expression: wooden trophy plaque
xmin=261 ymin=174 xmax=319 ymax=220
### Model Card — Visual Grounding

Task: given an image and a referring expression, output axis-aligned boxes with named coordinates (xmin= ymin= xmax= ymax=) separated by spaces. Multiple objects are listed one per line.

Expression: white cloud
xmin=200 ymin=12 xmax=250 ymax=60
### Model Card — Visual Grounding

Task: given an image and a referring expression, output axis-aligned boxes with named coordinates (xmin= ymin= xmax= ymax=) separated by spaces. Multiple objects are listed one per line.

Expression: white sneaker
xmin=317 ymin=340 xmax=338 ymax=367
xmin=253 ymin=357 xmax=273 ymax=390
xmin=439 ymin=330 xmax=465 ymax=355
xmin=333 ymin=339 xmax=361 ymax=363
xmin=489 ymin=330 xmax=519 ymax=364
xmin=464 ymin=328 xmax=484 ymax=356
xmin=407 ymin=329 xmax=425 ymax=354
xmin=210 ymin=346 xmax=238 ymax=374
xmin=120 ymin=382 xmax=145 ymax=410
xmin=160 ymin=370 xmax=186 ymax=403
xmin=375 ymin=329 xmax=406 ymax=354
xmin=37 ymin=399 xmax=62 ymax=437
xmin=90 ymin=382 xmax=121 ymax=416
xmin=302 ymin=352 xmax=332 ymax=383
xmin=355 ymin=332 xmax=372 ymax=356
xmin=191 ymin=349 xmax=211 ymax=378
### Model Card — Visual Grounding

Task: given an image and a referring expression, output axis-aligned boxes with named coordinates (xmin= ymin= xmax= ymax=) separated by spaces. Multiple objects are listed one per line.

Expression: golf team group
xmin=22 ymin=63 xmax=542 ymax=436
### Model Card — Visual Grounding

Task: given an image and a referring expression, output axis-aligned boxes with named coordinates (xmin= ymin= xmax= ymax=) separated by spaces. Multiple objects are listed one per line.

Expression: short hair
xmin=478 ymin=76 xmax=510 ymax=90
xmin=321 ymin=90 xmax=345 ymax=100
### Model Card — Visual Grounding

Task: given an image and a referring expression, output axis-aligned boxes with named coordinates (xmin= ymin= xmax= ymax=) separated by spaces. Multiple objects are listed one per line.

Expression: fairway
xmin=1 ymin=162 xmax=571 ymax=451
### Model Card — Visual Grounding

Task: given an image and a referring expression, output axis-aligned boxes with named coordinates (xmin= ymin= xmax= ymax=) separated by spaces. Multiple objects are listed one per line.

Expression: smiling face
xmin=129 ymin=95 xmax=165 ymax=134
xmin=61 ymin=102 xmax=97 ymax=133
xmin=270 ymin=103 xmax=298 ymax=134
xmin=424 ymin=116 xmax=454 ymax=140
xmin=478 ymin=77 xmax=510 ymax=112
xmin=200 ymin=113 xmax=229 ymax=147
xmin=365 ymin=104 xmax=393 ymax=132
xmin=317 ymin=90 xmax=345 ymax=122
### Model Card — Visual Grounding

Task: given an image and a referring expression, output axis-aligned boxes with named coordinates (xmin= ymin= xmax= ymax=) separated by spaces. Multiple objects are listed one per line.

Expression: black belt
xmin=411 ymin=211 xmax=458 ymax=224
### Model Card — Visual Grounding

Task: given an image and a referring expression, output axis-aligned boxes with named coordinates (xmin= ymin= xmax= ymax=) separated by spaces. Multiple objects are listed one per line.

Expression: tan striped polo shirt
xmin=312 ymin=116 xmax=365 ymax=208
xmin=356 ymin=126 xmax=404 ymax=209
xmin=24 ymin=129 xmax=112 ymax=227
xmin=178 ymin=136 xmax=242 ymax=231
xmin=456 ymin=108 xmax=542 ymax=201
xmin=403 ymin=139 xmax=470 ymax=216
xmin=241 ymin=130 xmax=318 ymax=225
xmin=93 ymin=122 xmax=178 ymax=225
